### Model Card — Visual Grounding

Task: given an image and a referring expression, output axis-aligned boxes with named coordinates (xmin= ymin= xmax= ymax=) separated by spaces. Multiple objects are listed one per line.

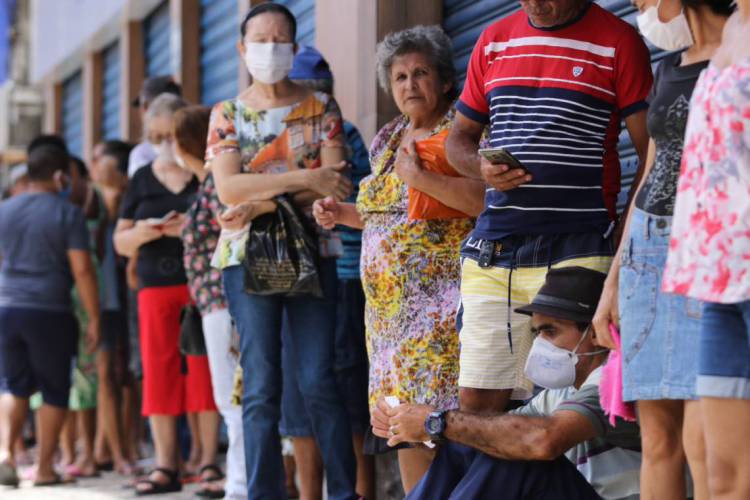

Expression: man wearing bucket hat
xmin=373 ymin=267 xmax=642 ymax=500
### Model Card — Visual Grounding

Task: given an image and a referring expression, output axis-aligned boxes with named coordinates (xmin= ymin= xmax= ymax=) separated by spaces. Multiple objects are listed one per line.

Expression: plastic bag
xmin=243 ymin=195 xmax=323 ymax=298
xmin=407 ymin=129 xmax=471 ymax=221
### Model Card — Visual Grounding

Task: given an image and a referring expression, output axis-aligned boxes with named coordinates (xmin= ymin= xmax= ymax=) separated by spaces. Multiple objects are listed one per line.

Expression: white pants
xmin=202 ymin=308 xmax=246 ymax=499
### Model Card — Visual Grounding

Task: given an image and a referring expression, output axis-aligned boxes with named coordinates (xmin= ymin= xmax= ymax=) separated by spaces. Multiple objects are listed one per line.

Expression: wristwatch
xmin=424 ymin=410 xmax=447 ymax=442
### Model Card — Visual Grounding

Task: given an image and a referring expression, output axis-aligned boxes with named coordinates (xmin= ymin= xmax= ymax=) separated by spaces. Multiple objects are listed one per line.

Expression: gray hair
xmin=376 ymin=25 xmax=458 ymax=101
xmin=144 ymin=92 xmax=189 ymax=122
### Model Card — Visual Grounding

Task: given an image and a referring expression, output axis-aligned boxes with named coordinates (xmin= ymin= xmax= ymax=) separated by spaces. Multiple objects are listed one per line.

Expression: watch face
xmin=427 ymin=417 xmax=441 ymax=433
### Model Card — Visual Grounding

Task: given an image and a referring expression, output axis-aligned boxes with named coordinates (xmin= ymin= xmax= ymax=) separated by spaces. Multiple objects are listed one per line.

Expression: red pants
xmin=138 ymin=285 xmax=217 ymax=416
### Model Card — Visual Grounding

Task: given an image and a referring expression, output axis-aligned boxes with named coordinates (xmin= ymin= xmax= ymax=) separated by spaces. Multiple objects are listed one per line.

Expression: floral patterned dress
xmin=205 ymin=92 xmax=346 ymax=270
xmin=663 ymin=59 xmax=750 ymax=303
xmin=181 ymin=173 xmax=226 ymax=316
xmin=357 ymin=110 xmax=474 ymax=409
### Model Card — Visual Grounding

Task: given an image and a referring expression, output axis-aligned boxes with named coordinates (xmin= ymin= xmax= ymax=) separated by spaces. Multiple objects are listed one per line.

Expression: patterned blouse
xmin=205 ymin=92 xmax=346 ymax=270
xmin=357 ymin=109 xmax=475 ymax=409
xmin=663 ymin=59 xmax=750 ymax=303
xmin=181 ymin=173 xmax=226 ymax=316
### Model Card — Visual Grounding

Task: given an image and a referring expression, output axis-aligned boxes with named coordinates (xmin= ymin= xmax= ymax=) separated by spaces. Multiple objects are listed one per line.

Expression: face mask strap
xmin=573 ymin=325 xmax=609 ymax=357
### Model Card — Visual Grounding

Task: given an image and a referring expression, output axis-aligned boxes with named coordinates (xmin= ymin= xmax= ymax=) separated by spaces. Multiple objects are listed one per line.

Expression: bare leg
xmin=73 ymin=409 xmax=97 ymax=475
xmin=283 ymin=453 xmax=299 ymax=498
xmin=683 ymin=400 xmax=708 ymax=500
xmin=95 ymin=352 xmax=127 ymax=472
xmin=197 ymin=411 xmax=220 ymax=468
xmin=293 ymin=436 xmax=323 ymax=500
xmin=0 ymin=394 xmax=29 ymax=466
xmin=135 ymin=414 xmax=178 ymax=494
xmin=637 ymin=400 xmax=687 ymax=500
xmin=352 ymin=432 xmax=375 ymax=499
xmin=120 ymin=381 xmax=139 ymax=463
xmin=701 ymin=397 xmax=750 ymax=500
xmin=186 ymin=412 xmax=201 ymax=474
xmin=397 ymin=446 xmax=435 ymax=494
xmin=459 ymin=388 xmax=512 ymax=413
xmin=59 ymin=412 xmax=77 ymax=467
xmin=36 ymin=404 xmax=69 ymax=482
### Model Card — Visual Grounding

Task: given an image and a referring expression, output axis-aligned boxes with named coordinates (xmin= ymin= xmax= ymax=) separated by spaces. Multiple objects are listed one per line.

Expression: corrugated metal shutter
xmin=144 ymin=2 xmax=171 ymax=78
xmin=62 ymin=70 xmax=83 ymax=158
xmin=275 ymin=0 xmax=315 ymax=46
xmin=596 ymin=0 xmax=668 ymax=211
xmin=443 ymin=0 xmax=667 ymax=213
xmin=101 ymin=41 xmax=121 ymax=140
xmin=200 ymin=0 xmax=239 ymax=105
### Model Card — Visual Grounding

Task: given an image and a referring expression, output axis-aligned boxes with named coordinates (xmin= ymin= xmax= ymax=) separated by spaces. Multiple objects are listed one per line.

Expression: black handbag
xmin=179 ymin=304 xmax=206 ymax=356
xmin=243 ymin=195 xmax=323 ymax=298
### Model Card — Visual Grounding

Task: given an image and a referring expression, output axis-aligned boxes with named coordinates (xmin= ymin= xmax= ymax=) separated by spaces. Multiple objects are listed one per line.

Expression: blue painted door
xmin=62 ymin=70 xmax=83 ymax=158
xmin=442 ymin=0 xmax=667 ymax=213
xmin=200 ymin=0 xmax=239 ymax=105
xmin=275 ymin=0 xmax=315 ymax=46
xmin=144 ymin=2 xmax=171 ymax=78
xmin=101 ymin=40 xmax=121 ymax=140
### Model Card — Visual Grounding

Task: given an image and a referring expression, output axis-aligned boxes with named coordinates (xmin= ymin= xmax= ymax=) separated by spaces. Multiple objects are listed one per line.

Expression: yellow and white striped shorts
xmin=458 ymin=254 xmax=612 ymax=399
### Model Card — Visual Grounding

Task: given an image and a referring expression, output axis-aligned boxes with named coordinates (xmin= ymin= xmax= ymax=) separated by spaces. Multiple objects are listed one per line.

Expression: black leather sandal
xmin=195 ymin=464 xmax=225 ymax=499
xmin=134 ymin=467 xmax=182 ymax=496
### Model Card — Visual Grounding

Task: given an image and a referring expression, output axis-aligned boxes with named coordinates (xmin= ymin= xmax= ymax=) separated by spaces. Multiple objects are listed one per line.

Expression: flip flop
xmin=65 ymin=464 xmax=101 ymax=478
xmin=0 ymin=462 xmax=19 ymax=487
xmin=33 ymin=473 xmax=77 ymax=487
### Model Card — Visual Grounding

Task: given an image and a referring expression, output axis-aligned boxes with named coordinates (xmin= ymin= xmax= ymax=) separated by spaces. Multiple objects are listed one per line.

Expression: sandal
xmin=33 ymin=472 xmax=77 ymax=487
xmin=135 ymin=467 xmax=182 ymax=496
xmin=0 ymin=462 xmax=19 ymax=487
xmin=195 ymin=464 xmax=225 ymax=498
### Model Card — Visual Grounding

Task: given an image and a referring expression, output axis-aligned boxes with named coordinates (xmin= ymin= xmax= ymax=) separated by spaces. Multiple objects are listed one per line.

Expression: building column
xmin=83 ymin=52 xmax=103 ymax=163
xmin=171 ymin=0 xmax=200 ymax=104
xmin=120 ymin=21 xmax=145 ymax=142
xmin=43 ymin=81 xmax=63 ymax=134
xmin=316 ymin=0 xmax=378 ymax=145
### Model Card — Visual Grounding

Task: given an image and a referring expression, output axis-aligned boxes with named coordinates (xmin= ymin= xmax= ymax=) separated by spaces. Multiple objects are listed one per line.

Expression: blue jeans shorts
xmin=698 ymin=300 xmax=750 ymax=399
xmin=619 ymin=208 xmax=702 ymax=401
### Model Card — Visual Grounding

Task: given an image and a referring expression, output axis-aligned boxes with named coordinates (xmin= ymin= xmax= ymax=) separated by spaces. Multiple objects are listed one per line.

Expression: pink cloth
xmin=599 ymin=324 xmax=636 ymax=426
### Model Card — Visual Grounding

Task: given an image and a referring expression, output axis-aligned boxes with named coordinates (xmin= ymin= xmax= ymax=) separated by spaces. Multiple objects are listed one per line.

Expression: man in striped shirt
xmin=446 ymin=0 xmax=652 ymax=413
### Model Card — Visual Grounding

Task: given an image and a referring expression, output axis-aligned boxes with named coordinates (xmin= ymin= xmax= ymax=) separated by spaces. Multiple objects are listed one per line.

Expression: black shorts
xmin=0 ymin=307 xmax=78 ymax=408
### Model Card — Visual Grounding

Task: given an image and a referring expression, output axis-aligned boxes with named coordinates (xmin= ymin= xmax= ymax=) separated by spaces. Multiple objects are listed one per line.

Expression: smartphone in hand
xmin=478 ymin=148 xmax=528 ymax=174
xmin=146 ymin=210 xmax=179 ymax=227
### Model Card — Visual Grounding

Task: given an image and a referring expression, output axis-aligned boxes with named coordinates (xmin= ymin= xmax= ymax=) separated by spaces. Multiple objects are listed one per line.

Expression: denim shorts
xmin=698 ymin=300 xmax=750 ymax=399
xmin=619 ymin=208 xmax=702 ymax=401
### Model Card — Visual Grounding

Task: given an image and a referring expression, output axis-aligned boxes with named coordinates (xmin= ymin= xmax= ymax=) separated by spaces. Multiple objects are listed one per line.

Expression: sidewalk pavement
xmin=1 ymin=471 xmax=204 ymax=500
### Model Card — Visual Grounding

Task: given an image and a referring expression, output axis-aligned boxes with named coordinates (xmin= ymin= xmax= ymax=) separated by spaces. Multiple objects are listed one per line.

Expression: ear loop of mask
xmin=573 ymin=326 xmax=609 ymax=358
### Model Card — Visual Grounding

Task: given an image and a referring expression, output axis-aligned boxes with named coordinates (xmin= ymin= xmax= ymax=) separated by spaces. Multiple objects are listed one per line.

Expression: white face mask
xmin=244 ymin=42 xmax=294 ymax=84
xmin=523 ymin=327 xmax=607 ymax=390
xmin=636 ymin=1 xmax=694 ymax=52
xmin=172 ymin=144 xmax=187 ymax=169
xmin=156 ymin=140 xmax=176 ymax=165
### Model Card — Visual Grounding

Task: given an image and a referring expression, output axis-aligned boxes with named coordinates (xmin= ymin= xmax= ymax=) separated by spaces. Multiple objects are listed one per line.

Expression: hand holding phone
xmin=477 ymin=148 xmax=532 ymax=191
xmin=146 ymin=210 xmax=179 ymax=227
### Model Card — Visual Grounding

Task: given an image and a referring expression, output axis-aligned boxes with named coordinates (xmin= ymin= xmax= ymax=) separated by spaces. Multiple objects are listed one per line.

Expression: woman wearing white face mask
xmin=114 ymin=94 xmax=220 ymax=496
xmin=592 ymin=1 xmax=733 ymax=499
xmin=206 ymin=4 xmax=358 ymax=499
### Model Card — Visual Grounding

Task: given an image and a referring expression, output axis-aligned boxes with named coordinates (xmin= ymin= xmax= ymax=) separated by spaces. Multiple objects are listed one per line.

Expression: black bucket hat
xmin=515 ymin=266 xmax=607 ymax=323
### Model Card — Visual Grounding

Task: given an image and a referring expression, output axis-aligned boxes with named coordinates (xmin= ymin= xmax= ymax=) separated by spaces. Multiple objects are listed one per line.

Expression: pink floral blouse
xmin=663 ymin=59 xmax=750 ymax=303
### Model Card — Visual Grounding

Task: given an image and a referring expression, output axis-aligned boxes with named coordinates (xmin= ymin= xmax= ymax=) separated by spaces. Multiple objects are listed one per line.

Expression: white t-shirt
xmin=127 ymin=141 xmax=157 ymax=178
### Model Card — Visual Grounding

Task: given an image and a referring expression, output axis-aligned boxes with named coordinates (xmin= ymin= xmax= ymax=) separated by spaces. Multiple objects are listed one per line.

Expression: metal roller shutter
xmin=443 ymin=0 xmax=667 ymax=213
xmin=101 ymin=41 xmax=121 ymax=140
xmin=62 ymin=70 xmax=83 ymax=158
xmin=275 ymin=0 xmax=315 ymax=46
xmin=144 ymin=2 xmax=171 ymax=78
xmin=200 ymin=0 xmax=239 ymax=106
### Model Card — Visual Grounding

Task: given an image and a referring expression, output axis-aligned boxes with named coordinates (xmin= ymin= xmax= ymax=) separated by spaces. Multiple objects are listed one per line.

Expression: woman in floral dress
xmin=312 ymin=25 xmax=484 ymax=493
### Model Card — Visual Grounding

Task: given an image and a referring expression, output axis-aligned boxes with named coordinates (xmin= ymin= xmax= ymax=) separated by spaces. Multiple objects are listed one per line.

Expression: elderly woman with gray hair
xmin=114 ymin=93 xmax=218 ymax=495
xmin=312 ymin=25 xmax=484 ymax=492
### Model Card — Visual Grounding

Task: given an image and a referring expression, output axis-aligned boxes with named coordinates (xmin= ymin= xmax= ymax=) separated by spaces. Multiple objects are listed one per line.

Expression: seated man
xmin=373 ymin=267 xmax=641 ymax=500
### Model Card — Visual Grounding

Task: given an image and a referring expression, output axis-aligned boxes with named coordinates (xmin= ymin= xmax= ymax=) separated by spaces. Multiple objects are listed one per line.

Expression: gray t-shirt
xmin=0 ymin=192 xmax=90 ymax=311
xmin=512 ymin=368 xmax=642 ymax=500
